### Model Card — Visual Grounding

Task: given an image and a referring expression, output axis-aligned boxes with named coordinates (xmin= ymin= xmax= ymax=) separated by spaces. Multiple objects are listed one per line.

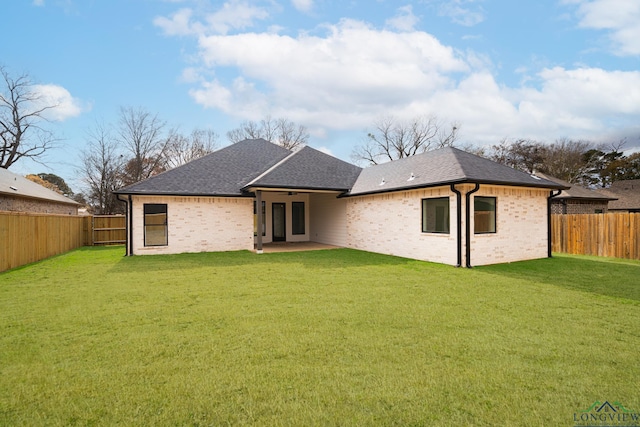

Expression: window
xmin=422 ymin=197 xmax=450 ymax=233
xmin=144 ymin=204 xmax=168 ymax=246
xmin=474 ymin=196 xmax=496 ymax=234
xmin=253 ymin=201 xmax=266 ymax=236
xmin=292 ymin=202 xmax=305 ymax=235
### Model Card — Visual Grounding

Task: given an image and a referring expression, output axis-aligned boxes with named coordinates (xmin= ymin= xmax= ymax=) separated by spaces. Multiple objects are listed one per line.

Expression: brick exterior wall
xmin=470 ymin=186 xmax=548 ymax=266
xmin=0 ymin=194 xmax=78 ymax=215
xmin=130 ymin=195 xmax=253 ymax=255
xmin=550 ymin=200 xmax=608 ymax=214
xmin=345 ymin=184 xmax=550 ymax=267
xmin=346 ymin=187 xmax=459 ymax=265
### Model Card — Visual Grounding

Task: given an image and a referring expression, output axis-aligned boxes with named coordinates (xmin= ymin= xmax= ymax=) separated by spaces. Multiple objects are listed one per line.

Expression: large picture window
xmin=474 ymin=196 xmax=496 ymax=234
xmin=292 ymin=202 xmax=305 ymax=235
xmin=253 ymin=201 xmax=266 ymax=236
xmin=422 ymin=197 xmax=450 ymax=234
xmin=144 ymin=204 xmax=168 ymax=246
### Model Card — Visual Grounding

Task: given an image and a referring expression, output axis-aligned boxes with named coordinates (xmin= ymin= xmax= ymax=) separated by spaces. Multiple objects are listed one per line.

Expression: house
xmin=599 ymin=179 xmax=640 ymax=212
xmin=0 ymin=168 xmax=79 ymax=215
xmin=533 ymin=172 xmax=616 ymax=214
xmin=114 ymin=139 xmax=565 ymax=267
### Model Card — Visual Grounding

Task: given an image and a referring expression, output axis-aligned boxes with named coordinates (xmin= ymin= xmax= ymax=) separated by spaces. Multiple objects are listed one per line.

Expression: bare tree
xmin=352 ymin=115 xmax=460 ymax=165
xmin=227 ymin=115 xmax=309 ymax=150
xmin=163 ymin=128 xmax=218 ymax=169
xmin=537 ymin=138 xmax=594 ymax=183
xmin=117 ymin=106 xmax=168 ymax=185
xmin=487 ymin=138 xmax=544 ymax=173
xmin=78 ymin=121 xmax=125 ymax=214
xmin=0 ymin=66 xmax=60 ymax=169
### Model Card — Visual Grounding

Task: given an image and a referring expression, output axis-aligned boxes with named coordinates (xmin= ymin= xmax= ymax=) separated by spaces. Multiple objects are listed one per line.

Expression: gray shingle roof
xmin=534 ymin=172 xmax=616 ymax=201
xmin=115 ymin=139 xmax=292 ymax=196
xmin=246 ymin=146 xmax=362 ymax=191
xmin=600 ymin=179 xmax=640 ymax=210
xmin=115 ymin=141 xmax=567 ymax=198
xmin=347 ymin=147 xmax=566 ymax=196
xmin=0 ymin=168 xmax=79 ymax=205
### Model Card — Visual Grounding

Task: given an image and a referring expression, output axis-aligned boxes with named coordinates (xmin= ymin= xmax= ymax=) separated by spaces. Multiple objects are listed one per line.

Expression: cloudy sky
xmin=2 ymin=0 xmax=639 ymax=187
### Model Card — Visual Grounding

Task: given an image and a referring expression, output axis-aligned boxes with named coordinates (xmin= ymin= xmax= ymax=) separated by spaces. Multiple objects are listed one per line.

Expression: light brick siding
xmin=309 ymin=193 xmax=348 ymax=246
xmin=550 ymin=200 xmax=608 ymax=214
xmin=470 ymin=186 xmax=548 ymax=266
xmin=131 ymin=196 xmax=253 ymax=255
xmin=346 ymin=187 xmax=459 ymax=265
xmin=0 ymin=195 xmax=78 ymax=215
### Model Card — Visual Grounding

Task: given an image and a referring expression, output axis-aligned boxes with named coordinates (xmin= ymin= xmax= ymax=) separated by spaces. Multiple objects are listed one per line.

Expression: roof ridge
xmin=244 ymin=147 xmax=297 ymax=187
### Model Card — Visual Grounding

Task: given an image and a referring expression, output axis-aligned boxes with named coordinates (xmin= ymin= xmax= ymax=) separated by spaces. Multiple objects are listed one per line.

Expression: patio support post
xmin=256 ymin=190 xmax=263 ymax=254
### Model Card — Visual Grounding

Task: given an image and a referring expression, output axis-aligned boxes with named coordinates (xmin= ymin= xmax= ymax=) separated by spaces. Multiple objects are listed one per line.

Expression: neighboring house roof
xmin=115 ymin=140 xmax=566 ymax=198
xmin=245 ymin=146 xmax=362 ymax=192
xmin=533 ymin=172 xmax=616 ymax=201
xmin=0 ymin=167 xmax=79 ymax=206
xmin=116 ymin=139 xmax=292 ymax=196
xmin=347 ymin=147 xmax=565 ymax=196
xmin=599 ymin=179 xmax=640 ymax=211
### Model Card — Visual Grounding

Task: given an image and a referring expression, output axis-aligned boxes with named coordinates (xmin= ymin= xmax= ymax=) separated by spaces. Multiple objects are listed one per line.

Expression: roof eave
xmin=243 ymin=185 xmax=348 ymax=194
xmin=344 ymin=178 xmax=568 ymax=198
xmin=112 ymin=190 xmax=251 ymax=198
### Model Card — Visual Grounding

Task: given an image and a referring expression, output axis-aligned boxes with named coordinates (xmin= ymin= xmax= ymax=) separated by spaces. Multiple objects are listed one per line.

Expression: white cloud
xmin=157 ymin=7 xmax=640 ymax=148
xmin=154 ymin=8 xmax=199 ymax=36
xmin=437 ymin=0 xmax=485 ymax=27
xmin=154 ymin=1 xmax=269 ymax=36
xmin=570 ymin=0 xmax=640 ymax=56
xmin=193 ymin=18 xmax=467 ymax=128
xmin=31 ymin=84 xmax=87 ymax=121
xmin=291 ymin=0 xmax=313 ymax=13
xmin=385 ymin=5 xmax=419 ymax=32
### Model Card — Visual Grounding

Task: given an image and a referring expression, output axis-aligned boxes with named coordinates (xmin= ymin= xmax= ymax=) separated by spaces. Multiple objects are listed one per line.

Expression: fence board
xmin=552 ymin=213 xmax=640 ymax=260
xmin=0 ymin=212 xmax=91 ymax=273
xmin=92 ymin=215 xmax=126 ymax=245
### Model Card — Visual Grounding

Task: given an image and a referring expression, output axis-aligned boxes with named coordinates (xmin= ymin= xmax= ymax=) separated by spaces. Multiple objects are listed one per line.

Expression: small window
xmin=474 ymin=196 xmax=496 ymax=234
xmin=292 ymin=202 xmax=305 ymax=235
xmin=422 ymin=197 xmax=450 ymax=234
xmin=144 ymin=204 xmax=168 ymax=246
xmin=253 ymin=201 xmax=266 ymax=236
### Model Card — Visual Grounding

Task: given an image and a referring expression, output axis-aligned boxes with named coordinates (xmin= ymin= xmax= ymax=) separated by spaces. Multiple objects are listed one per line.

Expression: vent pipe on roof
xmin=10 ymin=186 xmax=18 ymax=191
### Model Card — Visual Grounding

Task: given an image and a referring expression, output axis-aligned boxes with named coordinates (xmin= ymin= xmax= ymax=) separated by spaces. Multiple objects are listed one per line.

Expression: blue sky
xmin=2 ymin=0 xmax=639 ymax=191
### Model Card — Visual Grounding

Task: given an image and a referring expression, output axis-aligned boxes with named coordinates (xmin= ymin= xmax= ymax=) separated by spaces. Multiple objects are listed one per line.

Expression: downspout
xmin=465 ymin=183 xmax=480 ymax=268
xmin=450 ymin=184 xmax=462 ymax=267
xmin=548 ymin=190 xmax=562 ymax=258
xmin=128 ymin=195 xmax=133 ymax=256
xmin=115 ymin=194 xmax=132 ymax=256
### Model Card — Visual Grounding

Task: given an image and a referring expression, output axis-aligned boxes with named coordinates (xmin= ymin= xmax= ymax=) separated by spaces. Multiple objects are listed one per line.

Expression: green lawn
xmin=1 ymin=247 xmax=639 ymax=426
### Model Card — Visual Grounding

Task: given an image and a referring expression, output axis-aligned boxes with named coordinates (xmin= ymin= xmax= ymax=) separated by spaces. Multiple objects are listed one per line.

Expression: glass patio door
xmin=272 ymin=203 xmax=286 ymax=242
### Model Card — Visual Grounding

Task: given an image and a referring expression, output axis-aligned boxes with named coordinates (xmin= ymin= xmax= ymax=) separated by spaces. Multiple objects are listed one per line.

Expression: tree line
xmin=2 ymin=66 xmax=639 ymax=215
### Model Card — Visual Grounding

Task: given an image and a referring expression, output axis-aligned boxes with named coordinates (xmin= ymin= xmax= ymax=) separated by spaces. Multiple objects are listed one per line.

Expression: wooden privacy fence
xmin=91 ymin=215 xmax=126 ymax=246
xmin=0 ymin=212 xmax=90 ymax=272
xmin=0 ymin=213 xmax=126 ymax=273
xmin=552 ymin=213 xmax=640 ymax=260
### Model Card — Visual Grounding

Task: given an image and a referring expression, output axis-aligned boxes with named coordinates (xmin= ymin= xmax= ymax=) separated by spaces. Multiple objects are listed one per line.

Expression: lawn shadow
xmin=109 ymin=248 xmax=414 ymax=274
xmin=476 ymin=255 xmax=640 ymax=302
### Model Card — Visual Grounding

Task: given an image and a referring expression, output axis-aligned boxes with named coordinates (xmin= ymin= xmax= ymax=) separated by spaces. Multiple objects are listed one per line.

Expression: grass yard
xmin=1 ymin=247 xmax=639 ymax=426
